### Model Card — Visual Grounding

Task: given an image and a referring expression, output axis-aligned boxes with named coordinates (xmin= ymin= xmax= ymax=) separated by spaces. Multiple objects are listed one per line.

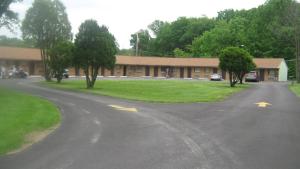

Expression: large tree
xmin=49 ymin=41 xmax=73 ymax=83
xmin=130 ymin=29 xmax=151 ymax=56
xmin=219 ymin=47 xmax=256 ymax=87
xmin=153 ymin=17 xmax=215 ymax=56
xmin=74 ymin=20 xmax=117 ymax=89
xmin=191 ymin=17 xmax=248 ymax=57
xmin=22 ymin=0 xmax=72 ymax=81
xmin=0 ymin=0 xmax=21 ymax=31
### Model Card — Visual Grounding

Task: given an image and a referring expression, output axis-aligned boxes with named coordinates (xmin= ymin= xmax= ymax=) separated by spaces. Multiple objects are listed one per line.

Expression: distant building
xmin=0 ymin=46 xmax=288 ymax=81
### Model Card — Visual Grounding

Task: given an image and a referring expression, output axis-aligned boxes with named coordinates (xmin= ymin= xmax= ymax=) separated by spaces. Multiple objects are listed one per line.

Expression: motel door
xmin=123 ymin=66 xmax=127 ymax=76
xmin=154 ymin=66 xmax=158 ymax=77
xmin=111 ymin=69 xmax=114 ymax=76
xmin=260 ymin=69 xmax=265 ymax=81
xmin=29 ymin=62 xmax=35 ymax=75
xmin=187 ymin=67 xmax=192 ymax=78
xmin=145 ymin=66 xmax=150 ymax=76
xmin=180 ymin=67 xmax=184 ymax=78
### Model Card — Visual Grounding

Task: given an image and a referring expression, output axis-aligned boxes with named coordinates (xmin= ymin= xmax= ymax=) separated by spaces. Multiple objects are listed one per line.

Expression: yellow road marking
xmin=109 ymin=105 xmax=138 ymax=112
xmin=255 ymin=102 xmax=272 ymax=108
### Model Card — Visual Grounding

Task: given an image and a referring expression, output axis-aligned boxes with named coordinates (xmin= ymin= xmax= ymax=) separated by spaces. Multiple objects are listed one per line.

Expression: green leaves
xmin=191 ymin=17 xmax=248 ymax=57
xmin=22 ymin=0 xmax=72 ymax=81
xmin=129 ymin=17 xmax=216 ymax=57
xmin=0 ymin=0 xmax=22 ymax=31
xmin=22 ymin=0 xmax=72 ymax=49
xmin=74 ymin=19 xmax=117 ymax=88
xmin=219 ymin=47 xmax=256 ymax=87
xmin=49 ymin=41 xmax=74 ymax=83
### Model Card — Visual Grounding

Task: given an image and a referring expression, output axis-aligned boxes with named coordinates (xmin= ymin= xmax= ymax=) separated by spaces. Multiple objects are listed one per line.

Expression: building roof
xmin=0 ymin=46 xmax=41 ymax=61
xmin=117 ymin=56 xmax=284 ymax=69
xmin=252 ymin=58 xmax=284 ymax=69
xmin=0 ymin=46 xmax=284 ymax=69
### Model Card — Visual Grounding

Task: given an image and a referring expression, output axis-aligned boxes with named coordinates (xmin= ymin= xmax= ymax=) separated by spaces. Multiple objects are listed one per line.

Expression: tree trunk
xmin=294 ymin=4 xmax=300 ymax=83
xmin=239 ymin=73 xmax=244 ymax=84
xmin=229 ymin=72 xmax=234 ymax=87
xmin=56 ymin=77 xmax=62 ymax=83
xmin=90 ymin=66 xmax=100 ymax=88
xmin=41 ymin=49 xmax=51 ymax=82
xmin=296 ymin=38 xmax=300 ymax=83
xmin=84 ymin=67 xmax=92 ymax=89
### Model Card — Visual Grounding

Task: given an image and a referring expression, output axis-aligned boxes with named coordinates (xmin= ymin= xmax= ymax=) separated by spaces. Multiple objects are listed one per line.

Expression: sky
xmin=0 ymin=0 xmax=266 ymax=49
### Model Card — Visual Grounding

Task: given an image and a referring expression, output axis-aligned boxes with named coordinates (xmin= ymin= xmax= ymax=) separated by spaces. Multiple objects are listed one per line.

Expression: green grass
xmin=0 ymin=87 xmax=60 ymax=155
xmin=290 ymin=83 xmax=300 ymax=97
xmin=43 ymin=80 xmax=250 ymax=103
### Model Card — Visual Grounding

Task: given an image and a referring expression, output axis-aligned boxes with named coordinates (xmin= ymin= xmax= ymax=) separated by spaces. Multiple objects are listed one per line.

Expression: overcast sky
xmin=0 ymin=0 xmax=266 ymax=49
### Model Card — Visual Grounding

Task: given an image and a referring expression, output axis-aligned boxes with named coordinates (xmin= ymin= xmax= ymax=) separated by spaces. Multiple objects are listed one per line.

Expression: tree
xmin=191 ymin=17 xmax=248 ymax=57
xmin=0 ymin=35 xmax=34 ymax=47
xmin=130 ymin=30 xmax=151 ymax=56
xmin=0 ymin=0 xmax=22 ymax=31
xmin=148 ymin=20 xmax=165 ymax=37
xmin=173 ymin=48 xmax=190 ymax=58
xmin=117 ymin=48 xmax=134 ymax=56
xmin=149 ymin=17 xmax=215 ymax=56
xmin=235 ymin=54 xmax=256 ymax=84
xmin=216 ymin=9 xmax=237 ymax=22
xmin=278 ymin=0 xmax=300 ymax=83
xmin=49 ymin=41 xmax=73 ymax=83
xmin=22 ymin=0 xmax=72 ymax=81
xmin=219 ymin=47 xmax=256 ymax=87
xmin=74 ymin=20 xmax=117 ymax=89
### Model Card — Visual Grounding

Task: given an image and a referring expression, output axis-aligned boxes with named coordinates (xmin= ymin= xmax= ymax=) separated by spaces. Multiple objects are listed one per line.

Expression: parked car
xmin=53 ymin=69 xmax=69 ymax=79
xmin=63 ymin=69 xmax=69 ymax=78
xmin=210 ymin=74 xmax=222 ymax=81
xmin=245 ymin=71 xmax=259 ymax=82
xmin=8 ymin=69 xmax=28 ymax=79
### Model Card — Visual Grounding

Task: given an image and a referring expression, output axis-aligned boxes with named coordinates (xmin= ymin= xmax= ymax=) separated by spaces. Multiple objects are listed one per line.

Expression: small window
xmin=161 ymin=66 xmax=168 ymax=73
xmin=194 ymin=67 xmax=200 ymax=73
xmin=136 ymin=66 xmax=143 ymax=73
xmin=130 ymin=66 xmax=143 ymax=73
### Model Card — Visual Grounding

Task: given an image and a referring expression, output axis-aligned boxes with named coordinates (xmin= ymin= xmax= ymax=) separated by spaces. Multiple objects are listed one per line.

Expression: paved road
xmin=0 ymin=80 xmax=300 ymax=169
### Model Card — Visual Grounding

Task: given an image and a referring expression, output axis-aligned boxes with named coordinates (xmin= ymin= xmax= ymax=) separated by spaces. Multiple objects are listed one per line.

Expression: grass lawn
xmin=43 ymin=80 xmax=250 ymax=103
xmin=0 ymin=87 xmax=60 ymax=155
xmin=290 ymin=83 xmax=300 ymax=97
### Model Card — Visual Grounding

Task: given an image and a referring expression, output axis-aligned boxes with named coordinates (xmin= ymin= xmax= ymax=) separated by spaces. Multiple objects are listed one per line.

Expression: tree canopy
xmin=74 ymin=19 xmax=117 ymax=89
xmin=0 ymin=35 xmax=34 ymax=47
xmin=49 ymin=41 xmax=73 ymax=83
xmin=0 ymin=0 xmax=22 ymax=31
xmin=219 ymin=47 xmax=256 ymax=87
xmin=130 ymin=29 xmax=151 ymax=56
xmin=125 ymin=0 xmax=300 ymax=79
xmin=22 ymin=0 xmax=72 ymax=81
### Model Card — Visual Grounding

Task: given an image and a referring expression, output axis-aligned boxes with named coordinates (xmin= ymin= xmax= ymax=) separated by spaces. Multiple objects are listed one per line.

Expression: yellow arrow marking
xmin=109 ymin=105 xmax=138 ymax=112
xmin=255 ymin=102 xmax=272 ymax=108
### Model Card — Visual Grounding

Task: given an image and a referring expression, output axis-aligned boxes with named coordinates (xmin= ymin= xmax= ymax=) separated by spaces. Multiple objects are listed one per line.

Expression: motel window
xmin=194 ymin=67 xmax=200 ymax=73
xmin=161 ymin=66 xmax=167 ymax=72
xmin=130 ymin=66 xmax=143 ymax=73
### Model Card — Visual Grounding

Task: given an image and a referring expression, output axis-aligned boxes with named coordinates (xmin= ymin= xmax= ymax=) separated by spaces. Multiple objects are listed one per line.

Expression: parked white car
xmin=210 ymin=74 xmax=222 ymax=81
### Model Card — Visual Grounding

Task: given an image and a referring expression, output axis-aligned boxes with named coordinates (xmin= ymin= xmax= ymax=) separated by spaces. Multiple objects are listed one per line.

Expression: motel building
xmin=0 ymin=46 xmax=288 ymax=81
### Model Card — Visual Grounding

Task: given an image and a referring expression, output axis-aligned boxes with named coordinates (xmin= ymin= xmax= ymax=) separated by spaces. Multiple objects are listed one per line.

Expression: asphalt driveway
xmin=0 ymin=80 xmax=299 ymax=169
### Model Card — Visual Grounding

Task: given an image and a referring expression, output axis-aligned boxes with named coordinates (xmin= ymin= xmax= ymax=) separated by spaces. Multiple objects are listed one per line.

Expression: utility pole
xmin=295 ymin=2 xmax=300 ymax=83
xmin=135 ymin=32 xmax=139 ymax=56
